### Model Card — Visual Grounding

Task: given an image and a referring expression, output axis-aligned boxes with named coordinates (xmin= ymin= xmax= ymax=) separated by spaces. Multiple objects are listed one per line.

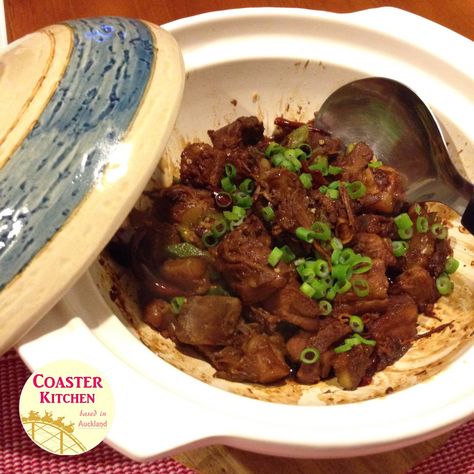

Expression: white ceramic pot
xmin=17 ymin=7 xmax=474 ymax=461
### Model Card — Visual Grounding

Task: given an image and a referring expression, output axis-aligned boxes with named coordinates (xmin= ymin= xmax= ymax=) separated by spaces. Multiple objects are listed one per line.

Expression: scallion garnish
xmin=347 ymin=180 xmax=366 ymax=199
xmin=445 ymin=257 xmax=460 ymax=274
xmin=431 ymin=223 xmax=448 ymax=240
xmin=328 ymin=165 xmax=343 ymax=175
xmin=280 ymin=245 xmax=296 ymax=263
xmin=392 ymin=240 xmax=409 ymax=257
xmin=225 ymin=163 xmax=236 ymax=179
xmin=398 ymin=227 xmax=414 ymax=240
xmin=334 ymin=279 xmax=352 ymax=294
xmin=232 ymin=191 xmax=253 ymax=209
xmin=239 ymin=178 xmax=255 ymax=195
xmin=327 ymin=188 xmax=339 ymax=200
xmin=349 ymin=315 xmax=364 ymax=333
xmin=299 ymin=173 xmax=313 ymax=189
xmin=300 ymin=281 xmax=316 ymax=298
xmin=221 ymin=176 xmax=236 ymax=193
xmin=311 ymin=221 xmax=331 ymax=240
xmin=202 ymin=232 xmax=219 ymax=248
xmin=299 ymin=347 xmax=320 ymax=364
xmin=170 ymin=296 xmax=187 ymax=314
xmin=353 ymin=279 xmax=369 ymax=297
xmin=416 ymin=216 xmax=429 ymax=233
xmin=436 ymin=273 xmax=454 ymax=295
xmin=319 ymin=300 xmax=333 ymax=316
xmin=352 ymin=256 xmax=373 ymax=274
xmin=295 ymin=227 xmax=314 ymax=243
xmin=394 ymin=212 xmax=414 ymax=230
xmin=261 ymin=206 xmax=275 ymax=222
xmin=368 ymin=160 xmax=383 ymax=168
xmin=268 ymin=247 xmax=284 ymax=267
xmin=211 ymin=219 xmax=228 ymax=238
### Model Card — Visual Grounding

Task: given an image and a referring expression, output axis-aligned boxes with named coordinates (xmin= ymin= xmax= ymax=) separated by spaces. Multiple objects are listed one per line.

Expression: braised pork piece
xmin=110 ymin=115 xmax=459 ymax=390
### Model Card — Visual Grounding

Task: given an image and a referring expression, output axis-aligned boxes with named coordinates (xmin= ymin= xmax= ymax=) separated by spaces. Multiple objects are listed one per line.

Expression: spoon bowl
xmin=315 ymin=77 xmax=474 ymax=230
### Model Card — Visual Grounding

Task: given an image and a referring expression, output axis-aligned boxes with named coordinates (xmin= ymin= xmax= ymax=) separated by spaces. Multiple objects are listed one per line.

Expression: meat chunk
xmin=225 ymin=147 xmax=262 ymax=181
xmin=352 ymin=233 xmax=397 ymax=268
xmin=180 ymin=143 xmax=226 ymax=190
xmin=355 ymin=214 xmax=397 ymax=238
xmin=333 ymin=344 xmax=375 ymax=390
xmin=174 ymin=296 xmax=241 ymax=345
xmin=263 ymin=279 xmax=321 ymax=331
xmin=335 ymin=258 xmax=389 ymax=307
xmin=391 ymin=266 xmax=438 ymax=312
xmin=261 ymin=168 xmax=314 ymax=235
xmin=366 ymin=294 xmax=418 ymax=371
xmin=334 ymin=142 xmax=373 ymax=181
xmin=286 ymin=318 xmax=352 ymax=384
xmin=158 ymin=257 xmax=210 ymax=295
xmin=359 ymin=166 xmax=405 ymax=215
xmin=214 ymin=215 xmax=289 ymax=304
xmin=208 ymin=116 xmax=264 ymax=150
xmin=428 ymin=238 xmax=453 ymax=277
xmin=143 ymin=299 xmax=175 ymax=333
xmin=202 ymin=332 xmax=291 ymax=384
xmin=155 ymin=185 xmax=215 ymax=225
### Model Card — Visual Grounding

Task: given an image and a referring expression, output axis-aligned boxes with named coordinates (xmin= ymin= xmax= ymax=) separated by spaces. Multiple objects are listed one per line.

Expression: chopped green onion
xmin=229 ymin=216 xmax=245 ymax=229
xmin=268 ymin=247 xmax=284 ymax=267
xmin=327 ymin=188 xmax=340 ymax=200
xmin=265 ymin=141 xmax=285 ymax=157
xmin=330 ymin=237 xmax=343 ymax=251
xmin=352 ymin=256 xmax=373 ymax=274
xmin=299 ymin=173 xmax=313 ymax=189
xmin=416 ymin=216 xmax=429 ymax=233
xmin=325 ymin=286 xmax=337 ymax=300
xmin=223 ymin=205 xmax=246 ymax=221
xmin=349 ymin=315 xmax=364 ymax=333
xmin=431 ymin=223 xmax=448 ymax=240
xmin=261 ymin=206 xmax=275 ymax=222
xmin=339 ymin=248 xmax=357 ymax=266
xmin=298 ymin=143 xmax=312 ymax=158
xmin=225 ymin=163 xmax=236 ymax=179
xmin=445 ymin=257 xmax=460 ymax=274
xmin=436 ymin=274 xmax=454 ymax=295
xmin=300 ymin=266 xmax=316 ymax=281
xmin=334 ymin=343 xmax=353 ymax=353
xmin=319 ymin=185 xmax=328 ymax=194
xmin=286 ymin=124 xmax=309 ymax=149
xmin=346 ymin=143 xmax=355 ymax=154
xmin=332 ymin=262 xmax=351 ymax=282
xmin=211 ymin=219 xmax=229 ymax=238
xmin=334 ymin=279 xmax=352 ymax=294
xmin=314 ymin=259 xmax=330 ymax=278
xmin=310 ymin=279 xmax=327 ymax=299
xmin=296 ymin=227 xmax=314 ymax=243
xmin=299 ymin=347 xmax=320 ymax=364
xmin=414 ymin=203 xmax=422 ymax=215
xmin=319 ymin=300 xmax=333 ymax=316
xmin=170 ymin=296 xmax=186 ymax=314
xmin=392 ymin=240 xmax=409 ymax=257
xmin=300 ymin=281 xmax=316 ymax=298
xmin=398 ymin=227 xmax=414 ymax=240
xmin=166 ymin=242 xmax=207 ymax=259
xmin=239 ymin=178 xmax=255 ymax=195
xmin=368 ymin=160 xmax=383 ymax=168
xmin=331 ymin=249 xmax=342 ymax=265
xmin=328 ymin=165 xmax=343 ymax=175
xmin=280 ymin=245 xmax=296 ymax=263
xmin=352 ymin=333 xmax=377 ymax=346
xmin=285 ymin=147 xmax=306 ymax=161
xmin=347 ymin=180 xmax=366 ymax=199
xmin=394 ymin=213 xmax=414 ymax=230
xmin=233 ymin=191 xmax=253 ymax=209
xmin=353 ymin=279 xmax=369 ymax=297
xmin=202 ymin=232 xmax=219 ymax=248
xmin=221 ymin=176 xmax=236 ymax=193
xmin=271 ymin=153 xmax=285 ymax=167
xmin=309 ymin=155 xmax=329 ymax=175
xmin=328 ymin=180 xmax=340 ymax=189
xmin=311 ymin=221 xmax=331 ymax=240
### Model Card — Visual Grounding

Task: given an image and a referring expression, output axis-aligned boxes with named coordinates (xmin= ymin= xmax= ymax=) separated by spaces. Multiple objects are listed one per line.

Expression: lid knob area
xmin=0 ymin=17 xmax=184 ymax=355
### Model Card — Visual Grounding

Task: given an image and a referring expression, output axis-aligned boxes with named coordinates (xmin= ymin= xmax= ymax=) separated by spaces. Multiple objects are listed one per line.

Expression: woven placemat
xmin=1 ymin=349 xmax=472 ymax=473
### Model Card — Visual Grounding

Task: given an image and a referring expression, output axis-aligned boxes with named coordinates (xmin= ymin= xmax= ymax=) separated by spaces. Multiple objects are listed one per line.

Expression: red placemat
xmin=0 ymin=350 xmax=196 ymax=474
xmin=1 ymin=349 xmax=473 ymax=474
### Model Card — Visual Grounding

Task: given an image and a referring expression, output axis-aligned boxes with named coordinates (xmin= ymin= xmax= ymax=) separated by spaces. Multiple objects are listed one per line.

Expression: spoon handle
xmin=461 ymin=197 xmax=474 ymax=235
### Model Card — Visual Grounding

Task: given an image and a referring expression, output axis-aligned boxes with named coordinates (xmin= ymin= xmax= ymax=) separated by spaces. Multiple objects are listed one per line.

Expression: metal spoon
xmin=315 ymin=77 xmax=474 ymax=233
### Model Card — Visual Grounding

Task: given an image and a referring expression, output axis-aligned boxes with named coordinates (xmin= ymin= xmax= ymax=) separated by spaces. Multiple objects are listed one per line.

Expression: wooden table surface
xmin=4 ymin=1 xmax=473 ymax=473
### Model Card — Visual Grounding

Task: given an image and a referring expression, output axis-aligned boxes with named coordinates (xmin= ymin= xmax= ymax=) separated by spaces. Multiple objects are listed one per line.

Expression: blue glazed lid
xmin=0 ymin=17 xmax=185 ymax=354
